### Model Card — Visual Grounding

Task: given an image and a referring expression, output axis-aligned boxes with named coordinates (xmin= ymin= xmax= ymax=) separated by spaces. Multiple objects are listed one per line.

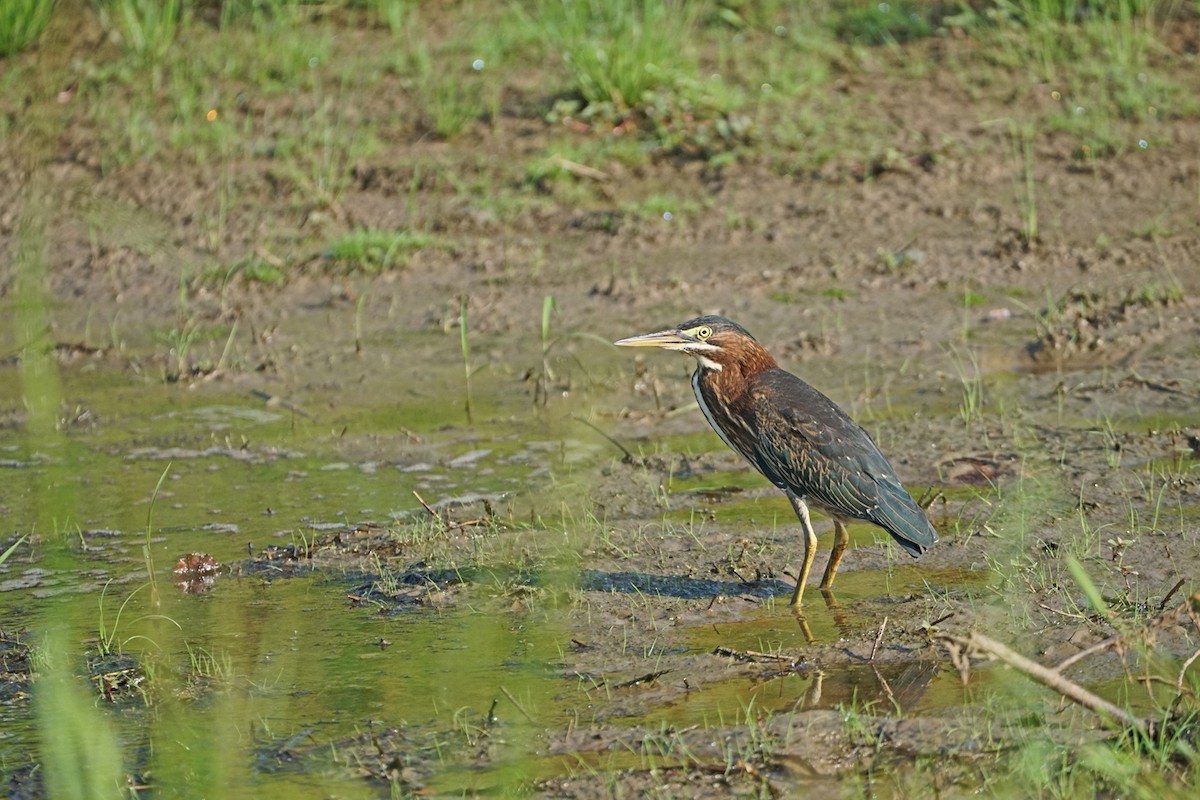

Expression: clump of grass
xmin=536 ymin=0 xmax=700 ymax=112
xmin=0 ymin=0 xmax=56 ymax=56
xmin=96 ymin=0 xmax=185 ymax=63
xmin=1130 ymin=280 xmax=1183 ymax=306
xmin=228 ymin=257 xmax=286 ymax=286
xmin=200 ymin=256 xmax=289 ymax=287
xmin=184 ymin=643 xmax=234 ymax=683
xmin=407 ymin=40 xmax=491 ymax=138
xmin=962 ymin=289 xmax=987 ymax=308
xmin=1010 ymin=125 xmax=1038 ymax=247
xmin=424 ymin=72 xmax=489 ymax=138
xmin=324 ymin=229 xmax=432 ymax=273
xmin=388 ymin=6 xmax=510 ymax=139
xmin=159 ymin=320 xmax=200 ymax=382
xmin=946 ymin=345 xmax=985 ymax=427
xmin=831 ymin=1 xmax=934 ymax=46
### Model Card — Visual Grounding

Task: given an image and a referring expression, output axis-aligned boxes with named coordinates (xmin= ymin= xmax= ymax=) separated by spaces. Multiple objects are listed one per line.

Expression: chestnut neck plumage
xmin=689 ymin=336 xmax=778 ymax=463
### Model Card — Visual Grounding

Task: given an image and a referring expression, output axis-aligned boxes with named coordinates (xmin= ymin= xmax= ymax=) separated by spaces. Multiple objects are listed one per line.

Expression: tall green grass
xmin=34 ymin=0 xmax=1190 ymax=200
xmin=94 ymin=0 xmax=184 ymax=62
xmin=35 ymin=630 xmax=127 ymax=800
xmin=0 ymin=0 xmax=56 ymax=56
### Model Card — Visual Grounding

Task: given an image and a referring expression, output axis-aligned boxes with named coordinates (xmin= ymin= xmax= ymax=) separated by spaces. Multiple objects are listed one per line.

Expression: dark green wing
xmin=748 ymin=369 xmax=937 ymax=556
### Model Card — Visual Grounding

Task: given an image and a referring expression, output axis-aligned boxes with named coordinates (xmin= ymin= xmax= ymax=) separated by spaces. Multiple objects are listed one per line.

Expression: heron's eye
xmin=696 ymin=326 xmax=712 ymax=340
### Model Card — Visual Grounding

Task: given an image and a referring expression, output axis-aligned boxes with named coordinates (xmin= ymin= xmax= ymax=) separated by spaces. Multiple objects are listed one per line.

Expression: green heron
xmin=615 ymin=316 xmax=937 ymax=607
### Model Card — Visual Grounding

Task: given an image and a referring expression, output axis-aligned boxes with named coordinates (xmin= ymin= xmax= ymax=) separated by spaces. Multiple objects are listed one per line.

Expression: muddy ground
xmin=5 ymin=6 xmax=1200 ymax=796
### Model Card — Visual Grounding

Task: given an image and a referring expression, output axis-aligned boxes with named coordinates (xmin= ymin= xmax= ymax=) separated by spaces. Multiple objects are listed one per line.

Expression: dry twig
xmin=869 ymin=616 xmax=889 ymax=662
xmin=935 ymin=629 xmax=1147 ymax=733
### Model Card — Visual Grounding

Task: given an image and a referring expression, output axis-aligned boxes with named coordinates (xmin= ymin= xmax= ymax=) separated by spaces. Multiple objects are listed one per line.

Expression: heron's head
xmin=614 ymin=316 xmax=767 ymax=373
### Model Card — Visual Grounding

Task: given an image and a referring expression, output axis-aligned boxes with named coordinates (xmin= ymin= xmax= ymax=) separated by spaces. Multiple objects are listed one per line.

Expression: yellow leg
xmin=787 ymin=495 xmax=818 ymax=608
xmin=819 ymin=520 xmax=850 ymax=591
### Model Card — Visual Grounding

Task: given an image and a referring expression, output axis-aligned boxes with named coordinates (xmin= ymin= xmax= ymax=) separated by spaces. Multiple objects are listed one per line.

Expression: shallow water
xmin=3 ymin=313 xmax=1198 ymax=796
xmin=0 ymin=338 xmax=601 ymax=793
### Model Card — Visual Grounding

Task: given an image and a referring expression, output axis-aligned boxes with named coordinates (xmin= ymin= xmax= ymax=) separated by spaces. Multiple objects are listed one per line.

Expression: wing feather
xmin=748 ymin=370 xmax=937 ymax=555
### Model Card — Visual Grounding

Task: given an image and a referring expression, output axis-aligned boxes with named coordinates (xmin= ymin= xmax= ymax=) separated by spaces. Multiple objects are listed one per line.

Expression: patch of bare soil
xmin=6 ymin=9 xmax=1200 ymax=795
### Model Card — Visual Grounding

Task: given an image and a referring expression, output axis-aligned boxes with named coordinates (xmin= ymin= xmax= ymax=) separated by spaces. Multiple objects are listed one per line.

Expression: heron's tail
xmin=873 ymin=486 xmax=938 ymax=558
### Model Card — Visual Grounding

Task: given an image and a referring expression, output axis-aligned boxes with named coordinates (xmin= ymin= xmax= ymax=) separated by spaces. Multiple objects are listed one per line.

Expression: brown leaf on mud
xmin=937 ymin=452 xmax=1018 ymax=485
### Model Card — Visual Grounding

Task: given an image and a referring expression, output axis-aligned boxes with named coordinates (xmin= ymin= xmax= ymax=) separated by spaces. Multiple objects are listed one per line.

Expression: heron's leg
xmin=819 ymin=519 xmax=850 ymax=591
xmin=787 ymin=494 xmax=818 ymax=608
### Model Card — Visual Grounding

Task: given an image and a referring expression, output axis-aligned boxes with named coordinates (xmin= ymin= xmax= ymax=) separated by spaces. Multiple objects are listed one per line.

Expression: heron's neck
xmin=690 ymin=350 xmax=777 ymax=463
xmin=694 ymin=346 xmax=777 ymax=397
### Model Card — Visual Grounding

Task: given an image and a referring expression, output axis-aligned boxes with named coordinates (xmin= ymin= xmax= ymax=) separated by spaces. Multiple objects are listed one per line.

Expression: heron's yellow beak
xmin=613 ymin=329 xmax=697 ymax=350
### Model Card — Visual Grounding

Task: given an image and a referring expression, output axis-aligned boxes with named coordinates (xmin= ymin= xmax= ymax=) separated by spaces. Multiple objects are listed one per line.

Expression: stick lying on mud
xmin=936 ymin=591 xmax=1200 ymax=736
xmin=936 ymin=629 xmax=1146 ymax=733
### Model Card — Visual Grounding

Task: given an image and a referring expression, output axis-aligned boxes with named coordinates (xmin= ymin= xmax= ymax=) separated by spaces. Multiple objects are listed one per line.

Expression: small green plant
xmin=962 ymin=290 xmax=987 ymax=307
xmin=370 ymin=552 xmax=401 ymax=597
xmin=533 ymin=295 xmax=557 ymax=405
xmin=325 ymin=230 xmax=431 ymax=273
xmin=1011 ymin=125 xmax=1038 ymax=246
xmin=413 ymin=51 xmax=489 ymax=138
xmin=160 ymin=321 xmax=201 ymax=382
xmin=1131 ymin=280 xmax=1183 ymax=306
xmin=185 ymin=643 xmax=233 ymax=683
xmin=236 ymin=257 xmax=286 ymax=285
xmin=0 ymin=0 xmax=56 ymax=56
xmin=143 ymin=463 xmax=171 ymax=608
xmin=96 ymin=581 xmax=144 ymax=656
xmin=946 ymin=346 xmax=985 ymax=426
xmin=0 ymin=534 xmax=26 ymax=565
xmin=460 ymin=296 xmax=473 ymax=424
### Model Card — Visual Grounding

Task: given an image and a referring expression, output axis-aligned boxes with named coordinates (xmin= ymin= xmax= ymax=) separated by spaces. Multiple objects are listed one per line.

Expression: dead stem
xmin=869 ymin=616 xmax=889 ymax=662
xmin=936 ymin=629 xmax=1147 ymax=733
